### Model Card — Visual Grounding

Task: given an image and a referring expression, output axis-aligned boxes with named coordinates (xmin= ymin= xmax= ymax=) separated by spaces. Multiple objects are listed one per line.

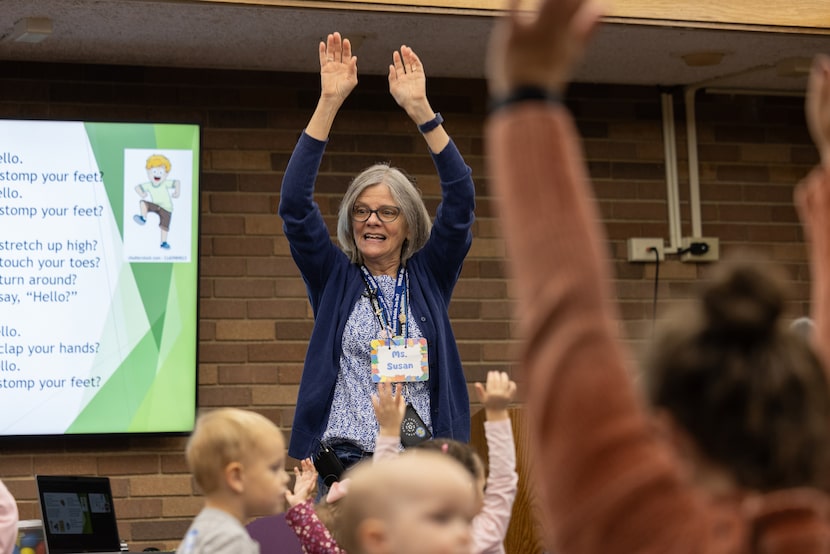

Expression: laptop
xmin=35 ymin=475 xmax=171 ymax=554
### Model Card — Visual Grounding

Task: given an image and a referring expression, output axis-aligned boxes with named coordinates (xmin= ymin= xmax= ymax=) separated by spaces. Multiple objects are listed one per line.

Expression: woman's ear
xmin=358 ymin=517 xmax=390 ymax=554
xmin=224 ymin=461 xmax=245 ymax=494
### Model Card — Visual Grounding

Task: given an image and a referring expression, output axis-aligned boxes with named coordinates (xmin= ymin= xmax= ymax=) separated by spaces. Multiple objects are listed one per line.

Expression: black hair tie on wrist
xmin=489 ymin=86 xmax=562 ymax=114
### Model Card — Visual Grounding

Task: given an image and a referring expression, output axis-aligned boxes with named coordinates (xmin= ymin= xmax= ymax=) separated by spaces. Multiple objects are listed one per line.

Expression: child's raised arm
xmin=285 ymin=457 xmax=318 ymax=507
xmin=471 ymin=371 xmax=519 ymax=552
xmin=284 ymin=457 xmax=346 ymax=554
xmin=798 ymin=55 xmax=830 ymax=379
xmin=371 ymin=382 xmax=406 ymax=437
xmin=474 ymin=370 xmax=517 ymax=422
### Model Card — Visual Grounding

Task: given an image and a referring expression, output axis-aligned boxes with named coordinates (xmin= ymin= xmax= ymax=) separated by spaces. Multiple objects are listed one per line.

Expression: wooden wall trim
xmin=184 ymin=0 xmax=830 ymax=31
xmin=601 ymin=0 xmax=830 ymax=30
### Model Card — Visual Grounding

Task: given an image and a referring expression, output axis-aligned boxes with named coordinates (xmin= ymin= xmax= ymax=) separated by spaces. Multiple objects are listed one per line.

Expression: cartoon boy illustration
xmin=133 ymin=154 xmax=181 ymax=249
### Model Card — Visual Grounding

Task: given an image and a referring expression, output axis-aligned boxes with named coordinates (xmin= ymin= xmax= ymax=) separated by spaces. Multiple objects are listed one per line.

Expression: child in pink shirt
xmin=373 ymin=371 xmax=518 ymax=554
xmin=0 ymin=479 xmax=18 ymax=554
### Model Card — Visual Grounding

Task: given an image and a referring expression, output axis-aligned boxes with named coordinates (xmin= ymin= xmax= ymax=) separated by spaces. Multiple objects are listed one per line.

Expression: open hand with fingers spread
xmin=386 ymin=44 xmax=450 ymax=153
xmin=285 ymin=457 xmax=318 ymax=507
xmin=388 ymin=45 xmax=438 ymax=127
xmin=807 ymin=54 xmax=830 ymax=168
xmin=372 ymin=382 xmax=406 ymax=437
xmin=486 ymin=0 xmax=603 ymax=100
xmin=797 ymin=55 xmax=830 ymax=244
xmin=319 ymin=31 xmax=358 ymax=105
xmin=475 ymin=370 xmax=517 ymax=422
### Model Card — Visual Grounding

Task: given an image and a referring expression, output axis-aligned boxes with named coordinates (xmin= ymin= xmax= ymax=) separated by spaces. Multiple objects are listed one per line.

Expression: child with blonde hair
xmin=373 ymin=370 xmax=518 ymax=554
xmin=334 ymin=452 xmax=478 ymax=554
xmin=176 ymin=408 xmax=289 ymax=554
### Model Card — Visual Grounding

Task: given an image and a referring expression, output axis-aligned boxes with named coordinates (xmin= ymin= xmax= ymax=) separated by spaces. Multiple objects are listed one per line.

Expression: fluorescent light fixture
xmin=10 ymin=17 xmax=53 ymax=43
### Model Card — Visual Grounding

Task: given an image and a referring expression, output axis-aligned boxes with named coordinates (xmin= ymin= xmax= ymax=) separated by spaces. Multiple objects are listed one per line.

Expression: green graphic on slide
xmin=64 ymin=123 xmax=198 ymax=434
xmin=67 ymin=263 xmax=197 ymax=433
xmin=83 ymin=123 xmax=153 ymax=237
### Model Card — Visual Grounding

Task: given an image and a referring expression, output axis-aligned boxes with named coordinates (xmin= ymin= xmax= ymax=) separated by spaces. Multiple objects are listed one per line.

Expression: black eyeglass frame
xmin=351 ymin=204 xmax=402 ymax=223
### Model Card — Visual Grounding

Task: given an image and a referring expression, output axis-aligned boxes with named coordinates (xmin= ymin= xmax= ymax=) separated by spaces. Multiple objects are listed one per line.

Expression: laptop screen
xmin=36 ymin=475 xmax=123 ymax=554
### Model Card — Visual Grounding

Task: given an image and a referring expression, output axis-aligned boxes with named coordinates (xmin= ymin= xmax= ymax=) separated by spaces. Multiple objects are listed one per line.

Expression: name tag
xmin=371 ymin=338 xmax=429 ymax=382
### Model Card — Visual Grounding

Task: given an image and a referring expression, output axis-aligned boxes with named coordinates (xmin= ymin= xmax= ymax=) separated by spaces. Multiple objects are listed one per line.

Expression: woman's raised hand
xmin=807 ymin=54 xmax=830 ymax=167
xmin=319 ymin=31 xmax=358 ymax=104
xmin=388 ymin=46 xmax=431 ymax=120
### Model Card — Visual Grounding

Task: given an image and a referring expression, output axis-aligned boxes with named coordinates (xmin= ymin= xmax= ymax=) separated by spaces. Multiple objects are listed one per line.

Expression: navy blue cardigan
xmin=279 ymin=131 xmax=476 ymax=460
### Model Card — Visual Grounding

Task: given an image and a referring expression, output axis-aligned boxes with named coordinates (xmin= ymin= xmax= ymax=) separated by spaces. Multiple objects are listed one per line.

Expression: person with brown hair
xmin=485 ymin=0 xmax=830 ymax=550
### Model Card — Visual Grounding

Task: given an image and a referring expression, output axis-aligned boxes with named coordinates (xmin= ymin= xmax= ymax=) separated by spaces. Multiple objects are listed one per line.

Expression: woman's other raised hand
xmin=807 ymin=54 xmax=830 ymax=168
xmin=319 ymin=31 xmax=358 ymax=105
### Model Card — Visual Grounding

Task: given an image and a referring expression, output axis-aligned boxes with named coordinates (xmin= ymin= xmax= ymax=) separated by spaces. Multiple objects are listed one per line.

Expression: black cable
xmin=649 ymin=247 xmax=660 ymax=333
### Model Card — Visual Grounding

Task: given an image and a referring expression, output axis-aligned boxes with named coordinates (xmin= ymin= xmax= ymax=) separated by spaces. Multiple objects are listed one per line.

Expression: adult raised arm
xmin=484 ymin=0 xmax=709 ymax=552
xmin=388 ymin=45 xmax=449 ymax=154
xmin=806 ymin=54 xmax=830 ymax=168
xmin=798 ymin=54 xmax=830 ymax=380
xmin=486 ymin=0 xmax=602 ymax=101
xmin=305 ymin=31 xmax=358 ymax=141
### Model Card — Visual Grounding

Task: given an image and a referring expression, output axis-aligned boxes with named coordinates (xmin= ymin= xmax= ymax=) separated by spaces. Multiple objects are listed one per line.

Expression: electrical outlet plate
xmin=680 ymin=236 xmax=719 ymax=262
xmin=627 ymin=238 xmax=664 ymax=262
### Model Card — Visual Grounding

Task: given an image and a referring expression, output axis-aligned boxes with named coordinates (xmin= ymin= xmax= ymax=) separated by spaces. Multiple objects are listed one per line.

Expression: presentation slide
xmin=0 ymin=120 xmax=199 ymax=436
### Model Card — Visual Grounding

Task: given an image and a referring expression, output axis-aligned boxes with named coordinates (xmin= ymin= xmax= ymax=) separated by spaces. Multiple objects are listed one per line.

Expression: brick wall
xmin=0 ymin=61 xmax=817 ymax=550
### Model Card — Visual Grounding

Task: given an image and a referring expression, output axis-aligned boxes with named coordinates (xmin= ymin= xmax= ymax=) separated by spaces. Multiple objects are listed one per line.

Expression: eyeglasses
xmin=352 ymin=205 xmax=402 ymax=223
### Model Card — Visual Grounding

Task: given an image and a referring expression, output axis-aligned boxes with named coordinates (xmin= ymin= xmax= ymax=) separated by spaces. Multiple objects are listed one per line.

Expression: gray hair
xmin=336 ymin=163 xmax=432 ymax=265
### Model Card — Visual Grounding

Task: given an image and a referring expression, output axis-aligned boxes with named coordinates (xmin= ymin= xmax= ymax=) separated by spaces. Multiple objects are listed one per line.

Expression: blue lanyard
xmin=360 ymin=265 xmax=408 ymax=338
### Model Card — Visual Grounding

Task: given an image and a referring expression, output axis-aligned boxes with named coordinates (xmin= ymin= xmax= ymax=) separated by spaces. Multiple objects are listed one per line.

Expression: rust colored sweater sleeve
xmin=485 ymin=104 xmax=707 ymax=554
xmin=797 ymin=166 xmax=830 ymax=377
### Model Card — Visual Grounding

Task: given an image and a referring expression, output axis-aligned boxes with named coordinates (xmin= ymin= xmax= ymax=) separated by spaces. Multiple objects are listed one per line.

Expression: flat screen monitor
xmin=0 ymin=119 xmax=200 ymax=436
